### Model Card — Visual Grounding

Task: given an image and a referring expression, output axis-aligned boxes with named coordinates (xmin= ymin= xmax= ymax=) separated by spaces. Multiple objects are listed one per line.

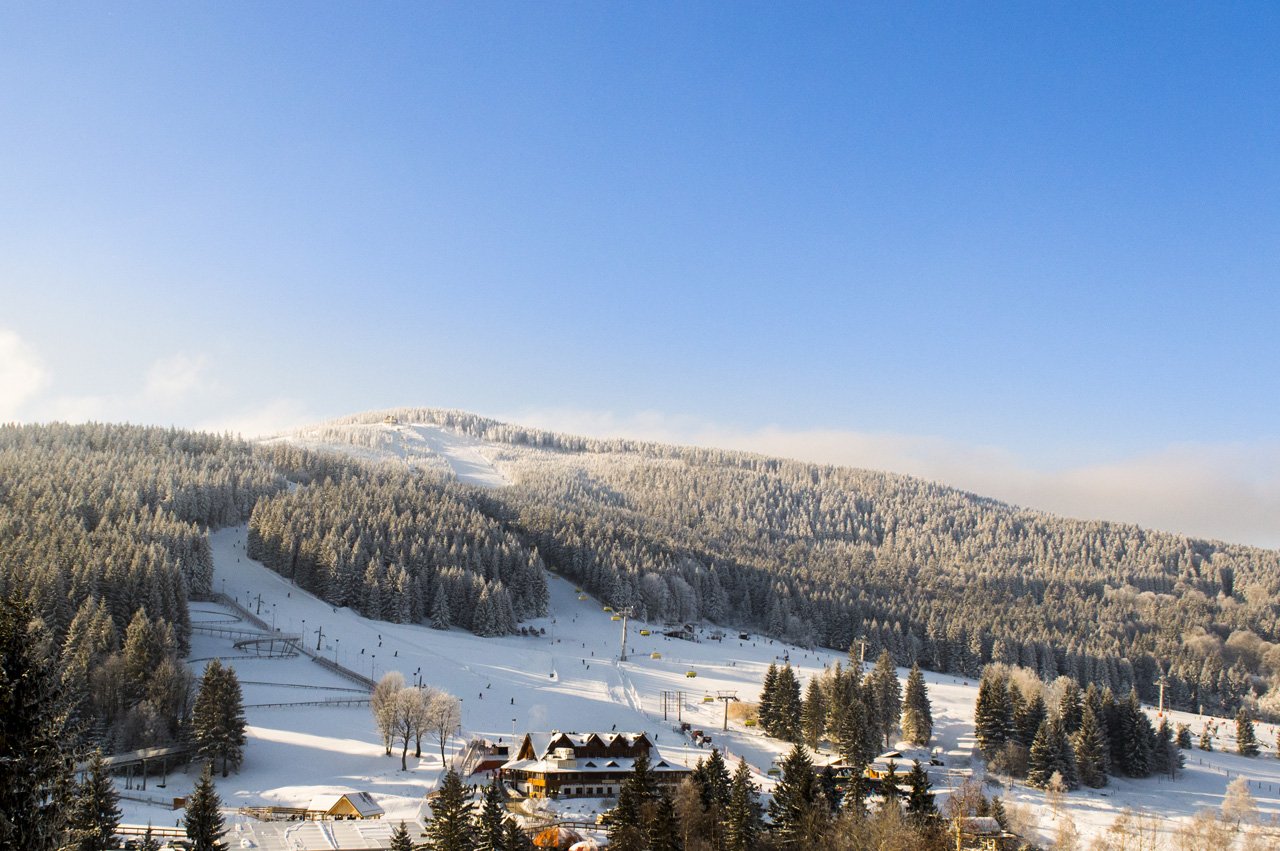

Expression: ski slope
xmin=119 ymin=525 xmax=1280 ymax=848
xmin=267 ymin=421 xmax=512 ymax=488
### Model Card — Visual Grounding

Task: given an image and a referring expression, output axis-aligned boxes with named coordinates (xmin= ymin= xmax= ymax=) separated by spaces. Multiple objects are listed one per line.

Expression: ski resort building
xmin=500 ymin=731 xmax=691 ymax=798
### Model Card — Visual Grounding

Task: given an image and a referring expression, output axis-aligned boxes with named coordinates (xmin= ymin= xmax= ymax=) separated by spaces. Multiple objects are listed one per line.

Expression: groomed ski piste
xmin=116 ymin=523 xmax=1280 ymax=848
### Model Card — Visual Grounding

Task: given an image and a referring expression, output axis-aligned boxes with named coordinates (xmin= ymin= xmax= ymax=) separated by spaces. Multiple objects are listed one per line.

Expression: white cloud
xmin=143 ymin=353 xmax=211 ymax=402
xmin=0 ymin=329 xmax=49 ymax=420
xmin=198 ymin=398 xmax=316 ymax=438
xmin=504 ymin=407 xmax=1280 ymax=550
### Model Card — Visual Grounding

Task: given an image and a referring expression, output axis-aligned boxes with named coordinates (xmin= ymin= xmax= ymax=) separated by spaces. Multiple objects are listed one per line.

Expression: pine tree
xmin=869 ymin=650 xmax=901 ymax=749
xmin=904 ymin=759 xmax=936 ymax=825
xmin=605 ymin=752 xmax=659 ymax=851
xmin=801 ymin=677 xmax=827 ymax=747
xmin=1013 ymin=692 xmax=1046 ymax=749
xmin=389 ymin=820 xmax=415 ymax=851
xmin=425 ymin=770 xmax=475 ymax=851
xmin=184 ymin=763 xmax=227 ymax=851
xmin=696 ymin=748 xmax=732 ymax=812
xmin=473 ymin=778 xmax=507 ymax=851
xmin=648 ymin=792 xmax=682 ymax=851
xmin=139 ymin=825 xmax=161 ymax=851
xmin=1027 ymin=716 xmax=1076 ymax=790
xmin=0 ymin=597 xmax=75 ymax=851
xmin=1072 ymin=705 xmax=1109 ymax=788
xmin=1199 ymin=722 xmax=1214 ymax=752
xmin=1176 ymin=723 xmax=1192 ymax=749
xmin=900 ymin=663 xmax=933 ymax=747
xmin=192 ymin=659 xmax=247 ymax=777
xmin=1235 ymin=708 xmax=1260 ymax=757
xmin=723 ymin=758 xmax=763 ymax=851
xmin=63 ymin=750 xmax=122 ymax=851
xmin=768 ymin=744 xmax=826 ymax=847
xmin=759 ymin=664 xmax=779 ymax=735
xmin=503 ymin=820 xmax=533 ymax=851
xmin=772 ymin=664 xmax=803 ymax=742
xmin=1117 ymin=692 xmax=1152 ymax=777
xmin=1059 ymin=680 xmax=1084 ymax=735
xmin=989 ymin=796 xmax=1009 ymax=831
xmin=974 ymin=673 xmax=1010 ymax=759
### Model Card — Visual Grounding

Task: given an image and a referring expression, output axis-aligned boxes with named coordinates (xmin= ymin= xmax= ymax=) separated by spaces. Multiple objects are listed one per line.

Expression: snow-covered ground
xmin=266 ymin=421 xmax=511 ymax=488
xmin=119 ymin=525 xmax=1280 ymax=848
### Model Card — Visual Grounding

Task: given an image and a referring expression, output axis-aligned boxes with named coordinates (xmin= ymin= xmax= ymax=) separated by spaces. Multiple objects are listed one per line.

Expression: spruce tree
xmin=869 ymin=650 xmax=901 ymax=749
xmin=389 ymin=820 xmax=415 ymax=851
xmin=0 ymin=597 xmax=75 ymax=851
xmin=773 ymin=664 xmax=803 ymax=742
xmin=184 ymin=763 xmax=227 ymax=851
xmin=648 ymin=792 xmax=682 ymax=851
xmin=1199 ymin=722 xmax=1214 ymax=752
xmin=1059 ymin=680 xmax=1084 ymax=735
xmin=768 ymin=744 xmax=826 ymax=847
xmin=192 ymin=659 xmax=247 ymax=777
xmin=801 ymin=677 xmax=827 ymax=747
xmin=1118 ymin=692 xmax=1152 ymax=777
xmin=473 ymin=778 xmax=507 ymax=851
xmin=1175 ymin=723 xmax=1192 ymax=749
xmin=426 ymin=770 xmax=475 ymax=851
xmin=64 ymin=750 xmax=122 ymax=851
xmin=1013 ymin=692 xmax=1046 ymax=749
xmin=1027 ymin=716 xmax=1076 ymax=790
xmin=759 ymin=664 xmax=779 ymax=735
xmin=696 ymin=748 xmax=732 ymax=812
xmin=974 ymin=673 xmax=1010 ymax=759
xmin=1072 ymin=705 xmax=1109 ymax=788
xmin=904 ymin=759 xmax=936 ymax=825
xmin=1235 ymin=708 xmax=1260 ymax=756
xmin=900 ymin=663 xmax=933 ymax=747
xmin=724 ymin=758 xmax=763 ymax=851
xmin=605 ymin=752 xmax=660 ymax=851
xmin=989 ymin=796 xmax=1009 ymax=831
xmin=503 ymin=820 xmax=533 ymax=851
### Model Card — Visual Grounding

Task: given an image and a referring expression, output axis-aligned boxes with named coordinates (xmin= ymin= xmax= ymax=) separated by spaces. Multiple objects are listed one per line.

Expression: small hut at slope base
xmin=303 ymin=791 xmax=384 ymax=820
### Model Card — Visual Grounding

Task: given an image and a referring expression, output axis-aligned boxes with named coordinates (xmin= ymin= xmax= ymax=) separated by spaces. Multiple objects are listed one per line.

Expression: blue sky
xmin=1 ymin=3 xmax=1277 ymax=545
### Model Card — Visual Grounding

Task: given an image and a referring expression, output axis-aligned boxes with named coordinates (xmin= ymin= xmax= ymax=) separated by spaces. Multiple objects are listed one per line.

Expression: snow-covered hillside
xmin=267 ymin=420 xmax=512 ymax=487
xmin=120 ymin=525 xmax=1280 ymax=848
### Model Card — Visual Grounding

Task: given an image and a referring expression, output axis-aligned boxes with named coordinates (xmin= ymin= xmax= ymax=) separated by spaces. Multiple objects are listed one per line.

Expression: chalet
xmin=501 ymin=731 xmax=691 ymax=799
xmin=303 ymin=792 xmax=383 ymax=820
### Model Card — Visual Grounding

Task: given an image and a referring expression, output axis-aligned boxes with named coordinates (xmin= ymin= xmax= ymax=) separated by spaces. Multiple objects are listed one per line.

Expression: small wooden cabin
xmin=304 ymin=792 xmax=384 ymax=820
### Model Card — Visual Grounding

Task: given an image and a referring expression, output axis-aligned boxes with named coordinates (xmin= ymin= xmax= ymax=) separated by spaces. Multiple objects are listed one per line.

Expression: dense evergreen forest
xmin=286 ymin=409 xmax=1280 ymax=719
xmin=5 ymin=411 xmax=1280 ymax=750
xmin=0 ymin=423 xmax=282 ymax=751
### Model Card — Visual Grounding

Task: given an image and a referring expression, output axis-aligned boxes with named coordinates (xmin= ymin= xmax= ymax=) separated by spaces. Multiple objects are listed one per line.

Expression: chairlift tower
xmin=1155 ymin=671 xmax=1169 ymax=717
xmin=618 ymin=606 xmax=636 ymax=662
xmin=716 ymin=690 xmax=739 ymax=731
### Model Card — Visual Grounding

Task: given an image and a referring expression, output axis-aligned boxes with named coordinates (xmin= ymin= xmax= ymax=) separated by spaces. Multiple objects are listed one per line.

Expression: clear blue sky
xmin=2 ymin=3 xmax=1278 ymax=541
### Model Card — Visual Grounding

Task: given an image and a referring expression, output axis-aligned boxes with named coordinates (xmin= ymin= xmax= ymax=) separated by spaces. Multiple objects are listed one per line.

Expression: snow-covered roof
xmin=957 ymin=817 xmax=1003 ymax=836
xmin=304 ymin=791 xmax=384 ymax=817
xmin=503 ymin=755 xmax=688 ymax=774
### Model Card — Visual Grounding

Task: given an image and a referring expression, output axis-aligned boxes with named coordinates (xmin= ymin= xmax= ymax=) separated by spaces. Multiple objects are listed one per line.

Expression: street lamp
xmin=271 ymin=603 xmax=277 ymax=631
xmin=371 ymin=653 xmax=377 ymax=681
xmin=334 ymin=638 xmax=340 ymax=664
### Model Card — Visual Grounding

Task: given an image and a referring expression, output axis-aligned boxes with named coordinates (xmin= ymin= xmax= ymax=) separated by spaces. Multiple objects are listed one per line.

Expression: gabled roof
xmin=304 ymin=791 xmax=384 ymax=817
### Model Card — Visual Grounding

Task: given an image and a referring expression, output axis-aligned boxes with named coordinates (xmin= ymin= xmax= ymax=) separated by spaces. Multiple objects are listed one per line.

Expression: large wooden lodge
xmin=501 ymin=731 xmax=691 ymax=799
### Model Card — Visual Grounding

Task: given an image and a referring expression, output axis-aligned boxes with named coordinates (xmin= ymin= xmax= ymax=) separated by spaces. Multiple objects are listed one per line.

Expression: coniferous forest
xmin=291 ymin=408 xmax=1280 ymax=720
xmin=5 ymin=410 xmax=1280 ymax=744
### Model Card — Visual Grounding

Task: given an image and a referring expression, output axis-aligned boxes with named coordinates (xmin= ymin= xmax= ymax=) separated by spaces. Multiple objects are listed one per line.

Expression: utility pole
xmin=255 ymin=593 xmax=263 ymax=615
xmin=619 ymin=606 xmax=635 ymax=662
xmin=716 ymin=691 xmax=739 ymax=731
xmin=315 ymin=624 xmax=324 ymax=652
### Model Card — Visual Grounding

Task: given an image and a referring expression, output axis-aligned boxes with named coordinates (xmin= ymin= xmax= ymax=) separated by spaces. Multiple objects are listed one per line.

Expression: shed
xmin=303 ymin=791 xmax=384 ymax=820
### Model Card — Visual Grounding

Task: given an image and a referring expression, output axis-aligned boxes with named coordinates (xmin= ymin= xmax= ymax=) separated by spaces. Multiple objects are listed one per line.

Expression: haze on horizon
xmin=1 ymin=3 xmax=1277 ymax=548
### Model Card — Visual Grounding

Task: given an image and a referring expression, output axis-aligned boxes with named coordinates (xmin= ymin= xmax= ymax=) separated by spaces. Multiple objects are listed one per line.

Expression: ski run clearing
xmin=118 ymin=524 xmax=1280 ymax=848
